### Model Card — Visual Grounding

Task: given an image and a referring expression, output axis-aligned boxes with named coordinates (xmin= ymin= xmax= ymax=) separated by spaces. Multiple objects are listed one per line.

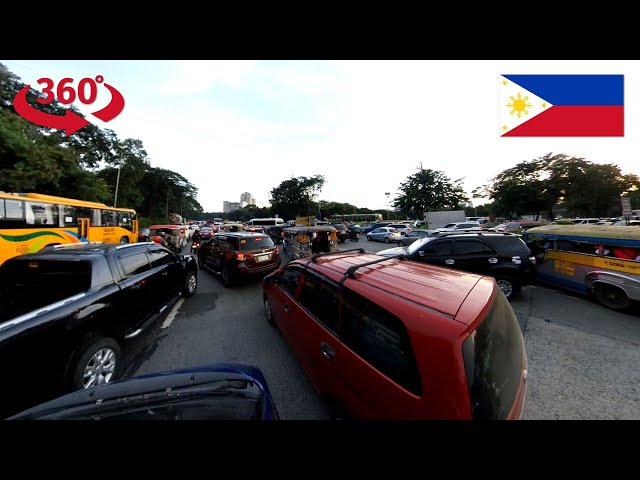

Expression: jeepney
xmin=282 ymin=226 xmax=338 ymax=260
xmin=523 ymin=225 xmax=640 ymax=312
xmin=148 ymin=224 xmax=187 ymax=253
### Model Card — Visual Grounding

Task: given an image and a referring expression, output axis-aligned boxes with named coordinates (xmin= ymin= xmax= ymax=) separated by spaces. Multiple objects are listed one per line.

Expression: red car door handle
xmin=283 ymin=304 xmax=291 ymax=312
xmin=320 ymin=342 xmax=335 ymax=360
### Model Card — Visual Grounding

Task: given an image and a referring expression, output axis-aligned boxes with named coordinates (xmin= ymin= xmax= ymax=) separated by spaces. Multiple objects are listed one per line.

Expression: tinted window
xmin=454 ymin=240 xmax=495 ymax=255
xmin=493 ymin=237 xmax=530 ymax=256
xmin=297 ymin=271 xmax=339 ymax=333
xmin=421 ymin=240 xmax=452 ymax=256
xmin=239 ymin=236 xmax=274 ymax=250
xmin=119 ymin=252 xmax=151 ymax=277
xmin=462 ymin=292 xmax=524 ymax=419
xmin=279 ymin=267 xmax=303 ymax=297
xmin=148 ymin=248 xmax=175 ymax=267
xmin=0 ymin=259 xmax=92 ymax=314
xmin=340 ymin=288 xmax=422 ymax=395
xmin=101 ymin=210 xmax=117 ymax=227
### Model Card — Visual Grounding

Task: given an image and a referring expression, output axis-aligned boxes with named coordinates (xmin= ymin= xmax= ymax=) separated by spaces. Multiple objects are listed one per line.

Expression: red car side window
xmin=297 ymin=271 xmax=340 ymax=334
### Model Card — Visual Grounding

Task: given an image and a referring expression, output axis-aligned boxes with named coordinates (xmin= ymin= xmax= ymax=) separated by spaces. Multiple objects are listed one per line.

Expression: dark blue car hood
xmin=7 ymin=363 xmax=278 ymax=420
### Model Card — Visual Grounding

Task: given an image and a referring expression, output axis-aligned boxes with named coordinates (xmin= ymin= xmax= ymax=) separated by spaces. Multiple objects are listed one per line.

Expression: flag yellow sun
xmin=507 ymin=92 xmax=532 ymax=119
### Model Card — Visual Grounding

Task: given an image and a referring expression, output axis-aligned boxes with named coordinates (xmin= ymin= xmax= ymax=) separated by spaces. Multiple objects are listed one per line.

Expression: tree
xmin=393 ymin=168 xmax=467 ymax=220
xmin=269 ymin=175 xmax=326 ymax=220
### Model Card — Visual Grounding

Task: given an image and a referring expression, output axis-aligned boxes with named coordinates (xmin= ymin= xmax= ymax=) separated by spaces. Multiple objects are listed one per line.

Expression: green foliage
xmin=393 ymin=168 xmax=467 ymax=219
xmin=0 ymin=62 xmax=201 ymax=225
xmin=477 ymin=153 xmax=640 ymax=219
xmin=269 ymin=175 xmax=326 ymax=221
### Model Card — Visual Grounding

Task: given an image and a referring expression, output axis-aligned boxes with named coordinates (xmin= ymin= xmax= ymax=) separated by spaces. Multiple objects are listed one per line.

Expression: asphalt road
xmin=125 ymin=237 xmax=640 ymax=420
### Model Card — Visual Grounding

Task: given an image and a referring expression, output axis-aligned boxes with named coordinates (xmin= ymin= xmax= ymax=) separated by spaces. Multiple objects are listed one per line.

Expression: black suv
xmin=197 ymin=232 xmax=281 ymax=287
xmin=376 ymin=231 xmax=536 ymax=300
xmin=0 ymin=242 xmax=198 ymax=418
xmin=330 ymin=224 xmax=351 ymax=243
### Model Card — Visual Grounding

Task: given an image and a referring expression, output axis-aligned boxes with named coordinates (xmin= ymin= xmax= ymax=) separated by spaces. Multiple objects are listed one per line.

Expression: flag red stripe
xmin=503 ymin=106 xmax=624 ymax=136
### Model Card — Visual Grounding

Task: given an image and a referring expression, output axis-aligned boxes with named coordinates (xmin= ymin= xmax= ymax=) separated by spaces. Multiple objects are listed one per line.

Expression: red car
xmin=262 ymin=250 xmax=527 ymax=420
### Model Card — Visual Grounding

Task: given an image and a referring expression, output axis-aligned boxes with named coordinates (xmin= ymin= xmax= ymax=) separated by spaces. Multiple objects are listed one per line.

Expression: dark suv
xmin=262 ymin=249 xmax=527 ymax=419
xmin=377 ymin=231 xmax=536 ymax=300
xmin=330 ymin=224 xmax=351 ymax=243
xmin=197 ymin=232 xmax=281 ymax=287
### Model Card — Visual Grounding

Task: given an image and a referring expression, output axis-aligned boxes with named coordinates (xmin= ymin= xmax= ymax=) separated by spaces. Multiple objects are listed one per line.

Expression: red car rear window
xmin=462 ymin=292 xmax=525 ymax=419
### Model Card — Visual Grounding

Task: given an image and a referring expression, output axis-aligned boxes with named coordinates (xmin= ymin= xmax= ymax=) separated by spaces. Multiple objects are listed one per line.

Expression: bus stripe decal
xmin=0 ymin=231 xmax=65 ymax=242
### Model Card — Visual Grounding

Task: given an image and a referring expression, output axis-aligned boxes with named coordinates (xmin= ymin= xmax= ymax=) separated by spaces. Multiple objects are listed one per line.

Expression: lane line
xmin=161 ymin=297 xmax=185 ymax=329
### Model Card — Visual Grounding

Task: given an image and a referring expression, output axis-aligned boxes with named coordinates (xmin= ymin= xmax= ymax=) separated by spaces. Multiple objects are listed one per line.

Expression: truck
xmin=0 ymin=241 xmax=199 ymax=419
xmin=424 ymin=210 xmax=466 ymax=230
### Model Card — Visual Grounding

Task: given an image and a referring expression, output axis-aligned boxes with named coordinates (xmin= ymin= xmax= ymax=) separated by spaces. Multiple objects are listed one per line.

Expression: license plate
xmin=255 ymin=254 xmax=269 ymax=263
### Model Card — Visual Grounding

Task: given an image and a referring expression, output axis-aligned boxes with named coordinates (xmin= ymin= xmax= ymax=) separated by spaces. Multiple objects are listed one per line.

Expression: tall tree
xmin=393 ymin=168 xmax=467 ymax=220
xmin=269 ymin=175 xmax=326 ymax=221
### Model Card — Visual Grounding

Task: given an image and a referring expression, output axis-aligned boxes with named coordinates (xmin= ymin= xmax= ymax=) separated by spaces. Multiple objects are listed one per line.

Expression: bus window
xmin=90 ymin=209 xmax=101 ymax=226
xmin=62 ymin=205 xmax=77 ymax=227
xmin=101 ymin=210 xmax=117 ymax=227
xmin=0 ymin=199 xmax=26 ymax=229
xmin=25 ymin=202 xmax=60 ymax=227
xmin=118 ymin=212 xmax=133 ymax=231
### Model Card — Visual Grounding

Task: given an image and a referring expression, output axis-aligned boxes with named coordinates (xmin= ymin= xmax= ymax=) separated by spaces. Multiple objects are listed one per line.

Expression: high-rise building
xmin=223 ymin=201 xmax=242 ymax=213
xmin=240 ymin=192 xmax=255 ymax=207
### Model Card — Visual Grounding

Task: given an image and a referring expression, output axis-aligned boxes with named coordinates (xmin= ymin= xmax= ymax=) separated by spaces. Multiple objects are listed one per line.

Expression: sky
xmin=1 ymin=60 xmax=638 ymax=214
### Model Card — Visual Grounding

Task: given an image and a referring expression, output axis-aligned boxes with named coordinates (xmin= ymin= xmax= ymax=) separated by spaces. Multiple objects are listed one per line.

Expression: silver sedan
xmin=366 ymin=227 xmax=402 ymax=243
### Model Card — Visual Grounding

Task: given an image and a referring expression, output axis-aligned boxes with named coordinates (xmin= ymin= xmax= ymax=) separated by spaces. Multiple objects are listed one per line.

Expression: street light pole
xmin=114 ymin=153 xmax=123 ymax=207
xmin=385 ymin=192 xmax=390 ymax=221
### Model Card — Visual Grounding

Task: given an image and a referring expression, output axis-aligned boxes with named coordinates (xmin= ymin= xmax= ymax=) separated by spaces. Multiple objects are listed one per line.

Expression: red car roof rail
xmin=311 ymin=248 xmax=365 ymax=262
xmin=339 ymin=254 xmax=406 ymax=285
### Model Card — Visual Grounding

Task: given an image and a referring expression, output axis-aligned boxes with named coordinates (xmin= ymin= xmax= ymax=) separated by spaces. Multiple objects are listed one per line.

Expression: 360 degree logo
xmin=13 ymin=75 xmax=125 ymax=136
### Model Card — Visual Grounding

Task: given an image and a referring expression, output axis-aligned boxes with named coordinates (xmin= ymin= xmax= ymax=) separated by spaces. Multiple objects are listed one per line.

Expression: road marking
xmin=161 ymin=297 xmax=184 ymax=329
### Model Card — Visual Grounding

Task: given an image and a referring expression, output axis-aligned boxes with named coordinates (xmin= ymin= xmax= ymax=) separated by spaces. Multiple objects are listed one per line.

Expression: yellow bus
xmin=0 ymin=192 xmax=138 ymax=265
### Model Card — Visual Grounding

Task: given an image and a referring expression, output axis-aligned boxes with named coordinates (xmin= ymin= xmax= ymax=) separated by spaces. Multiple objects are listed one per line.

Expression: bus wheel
xmin=595 ymin=283 xmax=632 ymax=312
xmin=119 ymin=236 xmax=129 ymax=244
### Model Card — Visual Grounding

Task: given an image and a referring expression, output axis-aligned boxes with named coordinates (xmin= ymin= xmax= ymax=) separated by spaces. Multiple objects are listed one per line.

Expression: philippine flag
xmin=499 ymin=74 xmax=624 ymax=137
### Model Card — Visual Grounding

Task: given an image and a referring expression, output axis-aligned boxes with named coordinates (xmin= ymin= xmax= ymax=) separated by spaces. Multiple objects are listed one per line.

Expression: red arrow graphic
xmin=91 ymin=83 xmax=125 ymax=122
xmin=13 ymin=85 xmax=90 ymax=136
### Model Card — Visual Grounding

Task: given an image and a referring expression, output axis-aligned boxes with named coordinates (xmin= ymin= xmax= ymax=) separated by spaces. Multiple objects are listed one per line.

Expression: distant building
xmin=223 ymin=201 xmax=242 ymax=213
xmin=240 ymin=192 xmax=255 ymax=207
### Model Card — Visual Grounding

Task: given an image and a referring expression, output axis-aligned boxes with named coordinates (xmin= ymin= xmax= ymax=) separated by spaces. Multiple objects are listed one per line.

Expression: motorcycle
xmin=349 ymin=230 xmax=359 ymax=242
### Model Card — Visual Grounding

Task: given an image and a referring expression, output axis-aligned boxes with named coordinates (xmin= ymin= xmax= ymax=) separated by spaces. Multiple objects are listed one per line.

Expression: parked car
xmin=377 ymin=231 xmax=536 ymax=300
xmin=362 ymin=222 xmax=392 ymax=234
xmin=197 ymin=231 xmax=280 ymax=287
xmin=434 ymin=222 xmax=482 ymax=232
xmin=0 ymin=242 xmax=199 ymax=418
xmin=262 ymin=249 xmax=528 ymax=419
xmin=492 ymin=221 xmax=543 ymax=232
xmin=397 ymin=229 xmax=435 ymax=246
xmin=366 ymin=227 xmax=401 ymax=243
xmin=7 ymin=363 xmax=279 ymax=420
xmin=385 ymin=223 xmax=412 ymax=235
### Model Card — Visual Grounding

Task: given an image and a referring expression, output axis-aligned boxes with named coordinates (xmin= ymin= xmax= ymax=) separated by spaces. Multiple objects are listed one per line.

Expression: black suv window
xmin=279 ymin=266 xmax=304 ymax=297
xmin=118 ymin=252 xmax=151 ymax=277
xmin=340 ymin=288 xmax=422 ymax=395
xmin=148 ymin=248 xmax=175 ymax=268
xmin=239 ymin=236 xmax=274 ymax=250
xmin=454 ymin=240 xmax=495 ymax=255
xmin=421 ymin=239 xmax=452 ymax=256
xmin=297 ymin=271 xmax=340 ymax=334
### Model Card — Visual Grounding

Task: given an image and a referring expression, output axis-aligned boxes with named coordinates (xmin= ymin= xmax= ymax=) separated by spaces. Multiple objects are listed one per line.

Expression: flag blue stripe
xmin=503 ymin=74 xmax=623 ymax=106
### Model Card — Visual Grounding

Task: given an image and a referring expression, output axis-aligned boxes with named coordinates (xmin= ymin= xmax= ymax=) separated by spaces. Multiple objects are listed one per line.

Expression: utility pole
xmin=166 ymin=188 xmax=170 ymax=219
xmin=114 ymin=153 xmax=123 ymax=207
xmin=385 ymin=192 xmax=390 ymax=221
